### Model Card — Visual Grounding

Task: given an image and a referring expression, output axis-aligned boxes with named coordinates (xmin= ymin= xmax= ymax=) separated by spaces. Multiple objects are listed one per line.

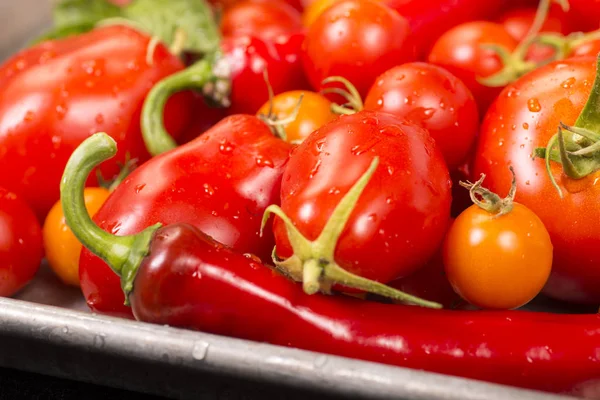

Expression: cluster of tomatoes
xmin=2 ymin=0 xmax=600 ymax=317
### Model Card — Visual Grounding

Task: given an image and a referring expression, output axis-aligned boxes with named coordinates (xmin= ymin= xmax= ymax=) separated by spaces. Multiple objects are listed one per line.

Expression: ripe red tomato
xmin=428 ymin=21 xmax=518 ymax=115
xmin=364 ymin=62 xmax=479 ymax=170
xmin=570 ymin=40 xmax=600 ymax=58
xmin=271 ymin=110 xmax=452 ymax=287
xmin=302 ymin=0 xmax=416 ymax=99
xmin=497 ymin=5 xmax=571 ymax=63
xmin=565 ymin=0 xmax=600 ymax=32
xmin=0 ymin=188 xmax=43 ymax=297
xmin=220 ymin=0 xmax=303 ymax=41
xmin=472 ymin=56 xmax=600 ymax=304
xmin=222 ymin=32 xmax=310 ymax=115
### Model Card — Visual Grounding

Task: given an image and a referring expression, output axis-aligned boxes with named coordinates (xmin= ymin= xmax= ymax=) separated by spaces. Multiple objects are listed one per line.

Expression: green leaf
xmin=53 ymin=0 xmax=123 ymax=28
xmin=123 ymin=0 xmax=221 ymax=54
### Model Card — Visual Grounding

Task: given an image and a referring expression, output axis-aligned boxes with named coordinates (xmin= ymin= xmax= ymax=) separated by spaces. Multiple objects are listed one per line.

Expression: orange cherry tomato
xmin=443 ymin=183 xmax=553 ymax=310
xmin=43 ymin=187 xmax=111 ymax=287
xmin=302 ymin=0 xmax=338 ymax=26
xmin=257 ymin=90 xmax=337 ymax=143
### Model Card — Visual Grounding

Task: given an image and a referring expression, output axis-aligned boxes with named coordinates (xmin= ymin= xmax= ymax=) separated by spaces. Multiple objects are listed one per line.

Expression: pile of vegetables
xmin=2 ymin=0 xmax=600 ymax=397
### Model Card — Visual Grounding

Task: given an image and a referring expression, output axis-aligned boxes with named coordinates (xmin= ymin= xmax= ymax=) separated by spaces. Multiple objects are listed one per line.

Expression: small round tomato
xmin=364 ymin=62 xmax=479 ymax=170
xmin=302 ymin=0 xmax=337 ymax=27
xmin=443 ymin=177 xmax=553 ymax=310
xmin=0 ymin=188 xmax=43 ymax=297
xmin=428 ymin=21 xmax=518 ymax=115
xmin=257 ymin=90 xmax=336 ymax=143
xmin=497 ymin=5 xmax=571 ymax=63
xmin=302 ymin=0 xmax=416 ymax=99
xmin=220 ymin=0 xmax=303 ymax=41
xmin=43 ymin=187 xmax=111 ymax=287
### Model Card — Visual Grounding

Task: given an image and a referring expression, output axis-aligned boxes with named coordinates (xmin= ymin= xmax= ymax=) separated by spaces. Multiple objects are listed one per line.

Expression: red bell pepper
xmin=384 ymin=0 xmax=510 ymax=57
xmin=78 ymin=115 xmax=291 ymax=318
xmin=62 ymin=133 xmax=600 ymax=397
xmin=0 ymin=25 xmax=192 ymax=220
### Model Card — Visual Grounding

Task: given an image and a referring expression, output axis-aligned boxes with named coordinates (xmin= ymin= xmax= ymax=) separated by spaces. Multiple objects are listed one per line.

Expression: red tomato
xmin=363 ymin=62 xmax=479 ymax=170
xmin=428 ymin=21 xmax=518 ymax=115
xmin=570 ymin=40 xmax=600 ymax=58
xmin=0 ymin=188 xmax=43 ymax=297
xmin=271 ymin=110 xmax=452 ymax=286
xmin=497 ymin=5 xmax=571 ymax=63
xmin=565 ymin=0 xmax=600 ymax=32
xmin=222 ymin=32 xmax=310 ymax=115
xmin=302 ymin=0 xmax=416 ymax=99
xmin=220 ymin=0 xmax=303 ymax=41
xmin=472 ymin=56 xmax=600 ymax=304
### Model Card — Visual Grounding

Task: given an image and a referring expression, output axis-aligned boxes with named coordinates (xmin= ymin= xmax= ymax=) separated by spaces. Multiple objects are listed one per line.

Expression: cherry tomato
xmin=210 ymin=0 xmax=305 ymax=11
xmin=0 ymin=188 xmax=43 ymax=297
xmin=302 ymin=0 xmax=338 ymax=27
xmin=223 ymin=32 xmax=310 ymax=115
xmin=428 ymin=21 xmax=518 ymax=115
xmin=565 ymin=0 xmax=600 ymax=33
xmin=220 ymin=0 xmax=303 ymax=41
xmin=302 ymin=0 xmax=416 ymax=99
xmin=364 ymin=62 xmax=479 ymax=170
xmin=443 ymin=198 xmax=552 ymax=310
xmin=43 ymin=187 xmax=111 ymax=287
xmin=257 ymin=90 xmax=336 ymax=143
xmin=497 ymin=5 xmax=571 ymax=63
xmin=272 ymin=110 xmax=452 ymax=285
xmin=472 ymin=56 xmax=600 ymax=304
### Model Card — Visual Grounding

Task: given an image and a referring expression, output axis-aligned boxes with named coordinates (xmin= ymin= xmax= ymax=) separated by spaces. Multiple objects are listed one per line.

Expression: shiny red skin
xmin=571 ymin=40 xmax=600 ymax=58
xmin=472 ymin=57 xmax=600 ymax=304
xmin=0 ymin=25 xmax=191 ymax=221
xmin=79 ymin=115 xmax=291 ymax=318
xmin=220 ymin=0 xmax=303 ymax=41
xmin=0 ymin=188 xmax=43 ymax=297
xmin=273 ymin=111 xmax=452 ymax=283
xmin=302 ymin=0 xmax=416 ymax=99
xmin=364 ymin=62 xmax=479 ymax=170
xmin=497 ymin=5 xmax=571 ymax=63
xmin=222 ymin=32 xmax=310 ymax=115
xmin=385 ymin=0 xmax=508 ymax=58
xmin=132 ymin=222 xmax=600 ymax=396
xmin=428 ymin=21 xmax=518 ymax=116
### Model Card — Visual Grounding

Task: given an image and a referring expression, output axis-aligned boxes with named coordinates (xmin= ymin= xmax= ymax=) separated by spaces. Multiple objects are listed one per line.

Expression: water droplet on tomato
xmin=309 ymin=159 xmax=322 ymax=178
xmin=134 ymin=184 xmax=146 ymax=193
xmin=506 ymin=88 xmax=520 ymax=98
xmin=439 ymin=101 xmax=446 ymax=109
xmin=219 ymin=140 xmax=234 ymax=154
xmin=23 ymin=110 xmax=35 ymax=122
xmin=255 ymin=156 xmax=274 ymax=168
xmin=522 ymin=122 xmax=529 ymax=130
xmin=51 ymin=135 xmax=62 ymax=149
xmin=56 ymin=104 xmax=68 ymax=119
xmin=561 ymin=77 xmax=576 ymax=89
xmin=203 ymin=183 xmax=215 ymax=196
xmin=527 ymin=98 xmax=541 ymax=112
xmin=404 ymin=96 xmax=414 ymax=105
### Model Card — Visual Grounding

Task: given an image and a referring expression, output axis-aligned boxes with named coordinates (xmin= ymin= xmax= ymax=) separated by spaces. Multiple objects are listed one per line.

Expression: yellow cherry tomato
xmin=43 ymin=187 xmax=111 ymax=286
xmin=257 ymin=90 xmax=337 ymax=143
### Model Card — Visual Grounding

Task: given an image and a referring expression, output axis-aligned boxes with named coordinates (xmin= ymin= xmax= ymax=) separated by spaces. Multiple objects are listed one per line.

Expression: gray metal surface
xmin=0 ymin=1 xmax=585 ymax=400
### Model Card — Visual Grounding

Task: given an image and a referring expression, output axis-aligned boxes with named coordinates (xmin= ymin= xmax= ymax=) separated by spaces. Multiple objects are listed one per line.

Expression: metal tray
xmin=0 ymin=2 xmax=585 ymax=399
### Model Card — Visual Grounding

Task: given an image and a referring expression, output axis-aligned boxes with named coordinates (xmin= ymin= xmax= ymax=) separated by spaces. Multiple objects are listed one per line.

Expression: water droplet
xmin=328 ymin=187 xmax=341 ymax=195
xmin=134 ymin=184 xmax=146 ymax=193
xmin=309 ymin=159 xmax=322 ymax=178
xmin=395 ymin=73 xmax=405 ymax=81
xmin=62 ymin=326 xmax=69 ymax=334
xmin=522 ymin=122 xmax=529 ymax=130
xmin=192 ymin=341 xmax=209 ymax=360
xmin=387 ymin=165 xmax=394 ymax=175
xmin=498 ymin=140 xmax=504 ymax=147
xmin=511 ymin=124 xmax=516 ymax=130
xmin=219 ymin=140 xmax=234 ymax=154
xmin=56 ymin=104 xmax=68 ymax=119
xmin=385 ymin=197 xmax=393 ymax=205
xmin=255 ymin=156 xmax=274 ymax=168
xmin=519 ymin=144 xmax=525 ymax=149
xmin=561 ymin=77 xmax=576 ymax=89
xmin=376 ymin=98 xmax=383 ymax=106
xmin=525 ymin=180 xmax=530 ymax=185
xmin=506 ymin=88 xmax=520 ymax=98
xmin=315 ymin=138 xmax=326 ymax=152
xmin=439 ymin=101 xmax=446 ymax=109
xmin=203 ymin=183 xmax=215 ymax=196
xmin=527 ymin=98 xmax=541 ymax=112
xmin=404 ymin=96 xmax=414 ymax=105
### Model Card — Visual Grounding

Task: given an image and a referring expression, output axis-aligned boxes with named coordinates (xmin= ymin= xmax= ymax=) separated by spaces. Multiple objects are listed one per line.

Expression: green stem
xmin=141 ymin=52 xmax=231 ymax=156
xmin=575 ymin=56 xmax=600 ymax=132
xmin=321 ymin=76 xmax=364 ymax=115
xmin=60 ymin=133 xmax=161 ymax=302
xmin=459 ymin=168 xmax=516 ymax=217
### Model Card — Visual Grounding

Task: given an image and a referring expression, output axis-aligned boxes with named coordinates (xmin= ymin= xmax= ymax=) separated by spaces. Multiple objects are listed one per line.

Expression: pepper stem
xmin=141 ymin=52 xmax=231 ymax=156
xmin=60 ymin=133 xmax=161 ymax=302
xmin=262 ymin=157 xmax=442 ymax=309
xmin=459 ymin=167 xmax=516 ymax=217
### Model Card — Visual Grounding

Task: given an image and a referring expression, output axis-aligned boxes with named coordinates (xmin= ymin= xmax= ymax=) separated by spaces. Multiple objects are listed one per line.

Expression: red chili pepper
xmin=384 ymin=0 xmax=509 ymax=58
xmin=0 ymin=25 xmax=193 ymax=221
xmin=79 ymin=114 xmax=291 ymax=318
xmin=62 ymin=133 xmax=600 ymax=397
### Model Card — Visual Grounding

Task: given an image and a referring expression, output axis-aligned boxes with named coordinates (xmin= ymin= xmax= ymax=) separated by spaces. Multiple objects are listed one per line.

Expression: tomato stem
xmin=262 ymin=157 xmax=442 ymax=309
xmin=141 ymin=52 xmax=231 ymax=156
xmin=460 ymin=168 xmax=516 ymax=217
xmin=60 ymin=133 xmax=161 ymax=303
xmin=321 ymin=76 xmax=364 ymax=115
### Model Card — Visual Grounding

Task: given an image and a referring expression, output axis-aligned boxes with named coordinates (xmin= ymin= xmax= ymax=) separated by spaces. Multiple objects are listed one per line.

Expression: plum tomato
xmin=364 ymin=62 xmax=479 ymax=170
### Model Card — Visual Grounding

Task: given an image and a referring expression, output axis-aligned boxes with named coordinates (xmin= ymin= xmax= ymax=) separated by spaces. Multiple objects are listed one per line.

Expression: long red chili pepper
xmin=62 ymin=133 xmax=600 ymax=397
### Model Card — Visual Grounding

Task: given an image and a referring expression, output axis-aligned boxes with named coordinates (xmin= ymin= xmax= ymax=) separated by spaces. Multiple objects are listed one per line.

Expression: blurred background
xmin=0 ymin=0 xmax=52 ymax=60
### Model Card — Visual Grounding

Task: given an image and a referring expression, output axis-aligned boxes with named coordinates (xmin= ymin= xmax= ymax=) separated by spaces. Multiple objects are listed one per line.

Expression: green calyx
xmin=320 ymin=76 xmax=364 ymax=115
xmin=261 ymin=157 xmax=442 ymax=309
xmin=39 ymin=0 xmax=221 ymax=56
xmin=141 ymin=52 xmax=232 ymax=156
xmin=479 ymin=0 xmax=570 ymax=88
xmin=60 ymin=133 xmax=161 ymax=304
xmin=460 ymin=168 xmax=517 ymax=217
xmin=533 ymin=54 xmax=600 ymax=197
